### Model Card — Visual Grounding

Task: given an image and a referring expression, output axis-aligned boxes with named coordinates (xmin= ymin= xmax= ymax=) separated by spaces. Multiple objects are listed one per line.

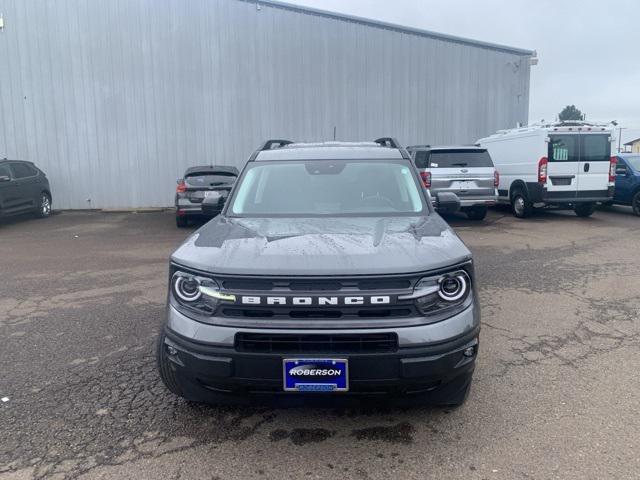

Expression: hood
xmin=171 ymin=215 xmax=471 ymax=276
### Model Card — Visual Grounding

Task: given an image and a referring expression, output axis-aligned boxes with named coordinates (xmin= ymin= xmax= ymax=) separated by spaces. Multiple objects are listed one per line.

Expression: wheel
xmin=157 ymin=332 xmax=185 ymax=398
xmin=176 ymin=215 xmax=188 ymax=228
xmin=37 ymin=192 xmax=52 ymax=218
xmin=574 ymin=202 xmax=596 ymax=217
xmin=465 ymin=206 xmax=488 ymax=221
xmin=632 ymin=191 xmax=640 ymax=217
xmin=510 ymin=189 xmax=533 ymax=218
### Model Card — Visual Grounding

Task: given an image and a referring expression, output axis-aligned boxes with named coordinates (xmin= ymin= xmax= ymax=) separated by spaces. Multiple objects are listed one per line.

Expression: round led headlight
xmin=437 ymin=271 xmax=469 ymax=302
xmin=173 ymin=274 xmax=202 ymax=302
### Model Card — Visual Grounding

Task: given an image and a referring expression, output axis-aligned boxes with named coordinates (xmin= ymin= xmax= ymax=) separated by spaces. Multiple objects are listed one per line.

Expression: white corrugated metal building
xmin=0 ymin=0 xmax=534 ymax=209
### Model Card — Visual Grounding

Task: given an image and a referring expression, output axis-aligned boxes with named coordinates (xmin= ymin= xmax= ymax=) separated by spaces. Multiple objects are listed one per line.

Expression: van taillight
xmin=494 ymin=170 xmax=500 ymax=187
xmin=420 ymin=171 xmax=431 ymax=188
xmin=538 ymin=157 xmax=548 ymax=184
xmin=176 ymin=179 xmax=187 ymax=193
xmin=609 ymin=157 xmax=617 ymax=183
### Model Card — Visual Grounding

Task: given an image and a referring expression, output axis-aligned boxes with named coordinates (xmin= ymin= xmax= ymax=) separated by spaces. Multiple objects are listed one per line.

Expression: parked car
xmin=478 ymin=121 xmax=616 ymax=218
xmin=0 ymin=159 xmax=52 ymax=220
xmin=157 ymin=138 xmax=479 ymax=407
xmin=611 ymin=154 xmax=640 ymax=216
xmin=407 ymin=146 xmax=498 ymax=220
xmin=175 ymin=166 xmax=239 ymax=227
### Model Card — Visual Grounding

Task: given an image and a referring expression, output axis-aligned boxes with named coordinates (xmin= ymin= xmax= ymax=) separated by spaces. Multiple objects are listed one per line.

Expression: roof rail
xmin=494 ymin=120 xmax=615 ymax=136
xmin=259 ymin=139 xmax=293 ymax=151
xmin=374 ymin=137 xmax=402 ymax=149
xmin=248 ymin=139 xmax=294 ymax=161
xmin=406 ymin=145 xmax=430 ymax=150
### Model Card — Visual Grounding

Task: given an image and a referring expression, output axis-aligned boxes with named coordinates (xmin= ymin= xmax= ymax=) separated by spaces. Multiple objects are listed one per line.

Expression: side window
xmin=615 ymin=162 xmax=628 ymax=175
xmin=0 ymin=164 xmax=12 ymax=179
xmin=414 ymin=151 xmax=429 ymax=169
xmin=10 ymin=163 xmax=37 ymax=179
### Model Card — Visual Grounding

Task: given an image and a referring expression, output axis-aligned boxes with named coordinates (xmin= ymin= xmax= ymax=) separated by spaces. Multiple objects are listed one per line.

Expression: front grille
xmin=210 ymin=272 xmax=443 ymax=322
xmin=235 ymin=332 xmax=398 ymax=354
xmin=222 ymin=307 xmax=413 ymax=319
xmin=220 ymin=278 xmax=412 ymax=292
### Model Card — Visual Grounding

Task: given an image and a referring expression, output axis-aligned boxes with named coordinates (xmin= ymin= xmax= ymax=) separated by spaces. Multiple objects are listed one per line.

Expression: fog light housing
xmin=463 ymin=346 xmax=476 ymax=358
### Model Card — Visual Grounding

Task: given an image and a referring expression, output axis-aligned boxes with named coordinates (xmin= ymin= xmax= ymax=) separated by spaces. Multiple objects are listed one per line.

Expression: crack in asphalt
xmin=0 ymin=346 xmax=279 ymax=479
xmin=479 ymin=283 xmax=640 ymax=378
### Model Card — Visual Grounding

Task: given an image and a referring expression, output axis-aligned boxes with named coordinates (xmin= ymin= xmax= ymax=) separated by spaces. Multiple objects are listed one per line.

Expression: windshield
xmin=185 ymin=172 xmax=237 ymax=187
xmin=227 ymin=160 xmax=426 ymax=216
xmin=625 ymin=156 xmax=640 ymax=172
xmin=416 ymin=150 xmax=493 ymax=168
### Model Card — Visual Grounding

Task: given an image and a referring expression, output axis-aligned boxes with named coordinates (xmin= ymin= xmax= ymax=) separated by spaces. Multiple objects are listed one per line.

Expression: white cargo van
xmin=478 ymin=122 xmax=616 ymax=218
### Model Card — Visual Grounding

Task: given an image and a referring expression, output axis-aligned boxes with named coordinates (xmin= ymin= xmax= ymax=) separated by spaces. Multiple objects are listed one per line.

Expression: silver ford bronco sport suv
xmin=157 ymin=138 xmax=480 ymax=406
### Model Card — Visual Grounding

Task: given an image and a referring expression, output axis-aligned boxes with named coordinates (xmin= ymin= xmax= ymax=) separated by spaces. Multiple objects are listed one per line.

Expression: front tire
xmin=632 ymin=191 xmax=640 ymax=217
xmin=510 ymin=189 xmax=533 ymax=218
xmin=156 ymin=332 xmax=185 ymax=398
xmin=574 ymin=202 xmax=596 ymax=217
xmin=37 ymin=192 xmax=52 ymax=218
xmin=465 ymin=206 xmax=488 ymax=221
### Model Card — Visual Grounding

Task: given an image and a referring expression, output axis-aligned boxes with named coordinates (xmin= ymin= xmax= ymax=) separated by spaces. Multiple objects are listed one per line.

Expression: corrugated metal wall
xmin=0 ymin=0 xmax=531 ymax=209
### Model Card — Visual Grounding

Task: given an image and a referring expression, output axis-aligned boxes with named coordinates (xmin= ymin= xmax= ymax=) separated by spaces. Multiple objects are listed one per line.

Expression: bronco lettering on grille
xmin=240 ymin=295 xmax=391 ymax=306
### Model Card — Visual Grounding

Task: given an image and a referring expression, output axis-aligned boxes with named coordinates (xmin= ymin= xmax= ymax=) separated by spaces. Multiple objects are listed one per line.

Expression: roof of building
xmin=245 ymin=0 xmax=534 ymax=56
xmin=623 ymin=137 xmax=640 ymax=146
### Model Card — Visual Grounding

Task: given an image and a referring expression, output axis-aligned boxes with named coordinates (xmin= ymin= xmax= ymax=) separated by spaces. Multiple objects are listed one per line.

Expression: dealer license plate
xmin=283 ymin=358 xmax=349 ymax=392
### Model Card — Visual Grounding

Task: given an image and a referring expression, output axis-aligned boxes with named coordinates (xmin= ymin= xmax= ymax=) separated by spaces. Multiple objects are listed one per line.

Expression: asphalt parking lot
xmin=1 ymin=207 xmax=639 ymax=480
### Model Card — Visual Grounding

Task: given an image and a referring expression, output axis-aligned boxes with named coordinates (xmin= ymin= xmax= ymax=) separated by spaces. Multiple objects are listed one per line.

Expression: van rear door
xmin=577 ymin=133 xmax=611 ymax=195
xmin=547 ymin=135 xmax=580 ymax=199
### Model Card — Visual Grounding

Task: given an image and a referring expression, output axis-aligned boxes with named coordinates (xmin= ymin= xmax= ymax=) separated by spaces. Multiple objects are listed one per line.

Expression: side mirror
xmin=615 ymin=167 xmax=628 ymax=176
xmin=0 ymin=175 xmax=11 ymax=182
xmin=201 ymin=192 xmax=225 ymax=217
xmin=435 ymin=192 xmax=461 ymax=214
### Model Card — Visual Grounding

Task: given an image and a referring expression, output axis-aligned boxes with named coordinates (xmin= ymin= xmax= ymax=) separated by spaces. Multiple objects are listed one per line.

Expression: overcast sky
xmin=288 ymin=0 xmax=640 ymax=144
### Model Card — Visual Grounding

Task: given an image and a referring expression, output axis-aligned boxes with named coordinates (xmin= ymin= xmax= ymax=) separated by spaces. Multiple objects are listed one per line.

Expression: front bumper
xmin=161 ymin=304 xmax=480 ymax=403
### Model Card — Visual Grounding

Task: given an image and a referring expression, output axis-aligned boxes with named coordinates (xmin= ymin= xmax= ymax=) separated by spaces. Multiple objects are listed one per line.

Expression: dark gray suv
xmin=175 ymin=166 xmax=239 ymax=227
xmin=0 ymin=159 xmax=52 ymax=220
xmin=157 ymin=139 xmax=480 ymax=406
